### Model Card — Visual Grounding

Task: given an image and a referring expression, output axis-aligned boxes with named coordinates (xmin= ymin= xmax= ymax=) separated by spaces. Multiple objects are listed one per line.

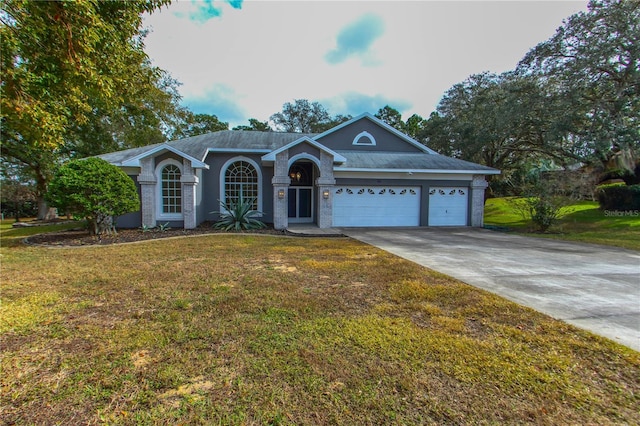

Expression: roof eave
xmin=335 ymin=167 xmax=501 ymax=175
xmin=120 ymin=144 xmax=209 ymax=169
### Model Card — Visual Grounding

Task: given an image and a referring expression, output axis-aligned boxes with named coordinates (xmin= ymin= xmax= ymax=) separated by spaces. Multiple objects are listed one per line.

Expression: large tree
xmin=420 ymin=71 xmax=574 ymax=193
xmin=270 ymin=99 xmax=331 ymax=133
xmin=1 ymin=0 xmax=170 ymax=218
xmin=174 ymin=111 xmax=228 ymax=138
xmin=233 ymin=118 xmax=272 ymax=132
xmin=420 ymin=0 xmax=639 ymax=194
xmin=375 ymin=105 xmax=405 ymax=132
xmin=63 ymin=69 xmax=186 ymax=159
xmin=269 ymin=99 xmax=353 ymax=133
xmin=374 ymin=106 xmax=426 ymax=139
xmin=518 ymin=0 xmax=640 ymax=172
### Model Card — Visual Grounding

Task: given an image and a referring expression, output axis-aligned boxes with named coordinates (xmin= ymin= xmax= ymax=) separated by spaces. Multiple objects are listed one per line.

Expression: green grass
xmin=485 ymin=198 xmax=640 ymax=250
xmin=0 ymin=218 xmax=83 ymax=248
xmin=1 ymin=222 xmax=639 ymax=424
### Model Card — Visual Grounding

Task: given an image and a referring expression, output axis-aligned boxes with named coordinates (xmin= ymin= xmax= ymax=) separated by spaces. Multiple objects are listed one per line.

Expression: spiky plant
xmin=212 ymin=197 xmax=266 ymax=231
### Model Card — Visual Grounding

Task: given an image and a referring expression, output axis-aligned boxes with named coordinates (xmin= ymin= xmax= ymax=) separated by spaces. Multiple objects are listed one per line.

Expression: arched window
xmin=160 ymin=163 xmax=182 ymax=216
xmin=352 ymin=130 xmax=376 ymax=146
xmin=223 ymin=159 xmax=259 ymax=211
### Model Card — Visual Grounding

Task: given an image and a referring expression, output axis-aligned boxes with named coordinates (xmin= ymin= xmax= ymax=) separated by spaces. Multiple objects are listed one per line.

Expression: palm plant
xmin=211 ymin=197 xmax=266 ymax=231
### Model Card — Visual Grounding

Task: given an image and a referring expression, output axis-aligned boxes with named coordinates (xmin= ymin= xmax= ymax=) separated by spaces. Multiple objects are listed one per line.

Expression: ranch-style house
xmin=99 ymin=113 xmax=500 ymax=230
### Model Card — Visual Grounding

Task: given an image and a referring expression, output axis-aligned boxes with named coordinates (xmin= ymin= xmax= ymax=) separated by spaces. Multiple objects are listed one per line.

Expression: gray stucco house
xmin=99 ymin=113 xmax=499 ymax=230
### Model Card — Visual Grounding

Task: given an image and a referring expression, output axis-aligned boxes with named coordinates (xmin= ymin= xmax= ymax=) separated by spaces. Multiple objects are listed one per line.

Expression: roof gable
xmin=313 ymin=113 xmax=437 ymax=154
xmin=119 ymin=144 xmax=209 ymax=169
xmin=261 ymin=136 xmax=347 ymax=163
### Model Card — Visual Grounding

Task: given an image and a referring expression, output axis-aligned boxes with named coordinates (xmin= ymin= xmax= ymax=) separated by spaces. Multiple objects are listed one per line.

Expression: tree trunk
xmin=36 ymin=196 xmax=57 ymax=221
xmin=37 ymin=195 xmax=49 ymax=220
xmin=14 ymin=202 xmax=21 ymax=223
xmin=34 ymin=167 xmax=56 ymax=220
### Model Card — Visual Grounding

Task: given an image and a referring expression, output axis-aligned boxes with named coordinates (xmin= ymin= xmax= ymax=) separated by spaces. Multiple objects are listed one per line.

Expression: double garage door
xmin=332 ymin=186 xmax=467 ymax=227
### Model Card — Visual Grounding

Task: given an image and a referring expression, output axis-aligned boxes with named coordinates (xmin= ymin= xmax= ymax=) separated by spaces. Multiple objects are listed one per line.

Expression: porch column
xmin=470 ymin=175 xmax=488 ymax=227
xmin=272 ymin=151 xmax=290 ymax=230
xmin=317 ymin=151 xmax=336 ymax=229
xmin=181 ymin=159 xmax=198 ymax=229
xmin=137 ymin=157 xmax=156 ymax=228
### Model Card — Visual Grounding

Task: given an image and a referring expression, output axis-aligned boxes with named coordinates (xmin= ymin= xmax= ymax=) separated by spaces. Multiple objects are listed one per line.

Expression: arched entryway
xmin=288 ymin=161 xmax=317 ymax=223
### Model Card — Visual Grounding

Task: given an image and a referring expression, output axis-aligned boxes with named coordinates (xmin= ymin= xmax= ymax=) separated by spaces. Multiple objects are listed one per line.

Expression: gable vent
xmin=352 ymin=131 xmax=376 ymax=146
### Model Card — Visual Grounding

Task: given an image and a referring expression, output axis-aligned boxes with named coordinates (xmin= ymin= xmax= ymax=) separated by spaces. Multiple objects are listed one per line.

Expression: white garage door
xmin=333 ymin=186 xmax=421 ymax=227
xmin=428 ymin=187 xmax=468 ymax=226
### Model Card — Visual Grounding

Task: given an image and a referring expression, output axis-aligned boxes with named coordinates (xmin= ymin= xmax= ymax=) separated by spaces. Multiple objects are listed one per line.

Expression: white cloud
xmin=325 ymin=13 xmax=385 ymax=65
xmin=143 ymin=1 xmax=588 ymax=128
xmin=183 ymin=83 xmax=246 ymax=124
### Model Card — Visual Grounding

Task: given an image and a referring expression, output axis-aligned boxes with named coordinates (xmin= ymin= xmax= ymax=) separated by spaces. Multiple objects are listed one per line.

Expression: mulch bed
xmin=25 ymin=224 xmax=291 ymax=247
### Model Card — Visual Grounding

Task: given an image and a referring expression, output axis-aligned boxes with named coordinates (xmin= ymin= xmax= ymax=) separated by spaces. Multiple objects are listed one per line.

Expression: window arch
xmin=156 ymin=159 xmax=183 ymax=219
xmin=221 ymin=158 xmax=261 ymax=211
xmin=352 ymin=130 xmax=376 ymax=146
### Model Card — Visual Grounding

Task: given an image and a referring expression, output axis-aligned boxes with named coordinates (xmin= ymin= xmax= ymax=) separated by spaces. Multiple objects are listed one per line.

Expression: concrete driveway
xmin=342 ymin=227 xmax=640 ymax=351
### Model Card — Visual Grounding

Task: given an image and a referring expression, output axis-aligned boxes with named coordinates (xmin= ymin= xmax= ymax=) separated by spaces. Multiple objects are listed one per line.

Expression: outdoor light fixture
xmin=278 ymin=189 xmax=285 ymax=199
xmin=323 ymin=190 xmax=330 ymax=199
xmin=290 ymin=171 xmax=302 ymax=182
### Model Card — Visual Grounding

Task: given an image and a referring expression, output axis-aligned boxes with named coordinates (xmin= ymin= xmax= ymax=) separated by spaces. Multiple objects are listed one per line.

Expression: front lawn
xmin=1 ymin=223 xmax=638 ymax=424
xmin=484 ymin=198 xmax=640 ymax=250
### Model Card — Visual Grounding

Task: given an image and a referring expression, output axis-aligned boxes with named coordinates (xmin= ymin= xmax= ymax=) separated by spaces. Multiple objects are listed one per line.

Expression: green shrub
xmin=508 ymin=195 xmax=572 ymax=232
xmin=47 ymin=158 xmax=140 ymax=235
xmin=596 ymin=184 xmax=640 ymax=210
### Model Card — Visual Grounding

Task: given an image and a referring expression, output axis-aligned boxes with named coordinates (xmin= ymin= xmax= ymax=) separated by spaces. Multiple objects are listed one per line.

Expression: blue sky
xmin=143 ymin=0 xmax=588 ymax=128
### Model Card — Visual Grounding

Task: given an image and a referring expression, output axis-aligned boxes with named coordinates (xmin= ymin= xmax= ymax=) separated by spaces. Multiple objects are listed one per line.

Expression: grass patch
xmin=485 ymin=198 xmax=640 ymax=250
xmin=0 ymin=218 xmax=83 ymax=248
xmin=1 ymin=230 xmax=638 ymax=424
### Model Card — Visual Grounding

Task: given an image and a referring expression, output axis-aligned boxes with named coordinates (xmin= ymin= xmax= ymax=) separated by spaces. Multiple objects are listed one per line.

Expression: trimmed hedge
xmin=596 ymin=183 xmax=640 ymax=210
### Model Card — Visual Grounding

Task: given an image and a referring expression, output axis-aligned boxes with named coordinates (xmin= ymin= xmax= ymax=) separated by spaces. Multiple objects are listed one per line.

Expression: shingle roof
xmin=336 ymin=151 xmax=499 ymax=173
xmin=98 ymin=131 xmax=316 ymax=165
xmin=98 ymin=142 xmax=165 ymax=165
xmin=98 ymin=130 xmax=499 ymax=174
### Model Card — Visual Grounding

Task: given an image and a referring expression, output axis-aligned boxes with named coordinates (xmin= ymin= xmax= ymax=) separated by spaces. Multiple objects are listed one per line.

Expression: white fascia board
xmin=261 ymin=136 xmax=347 ymax=163
xmin=121 ymin=144 xmax=209 ymax=169
xmin=313 ymin=112 xmax=438 ymax=155
xmin=335 ymin=167 xmax=501 ymax=175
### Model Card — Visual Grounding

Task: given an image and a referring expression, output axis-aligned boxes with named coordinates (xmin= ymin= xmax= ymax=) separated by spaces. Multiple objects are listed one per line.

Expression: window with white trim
xmin=352 ymin=130 xmax=376 ymax=146
xmin=161 ymin=164 xmax=182 ymax=215
xmin=224 ymin=160 xmax=259 ymax=210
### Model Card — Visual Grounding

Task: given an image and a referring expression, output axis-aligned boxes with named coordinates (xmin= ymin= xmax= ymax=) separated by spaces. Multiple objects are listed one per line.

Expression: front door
xmin=288 ymin=162 xmax=314 ymax=223
xmin=288 ymin=187 xmax=313 ymax=223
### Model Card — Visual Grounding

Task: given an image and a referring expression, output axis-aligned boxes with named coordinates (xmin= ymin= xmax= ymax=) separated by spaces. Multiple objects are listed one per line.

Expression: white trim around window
xmin=352 ymin=130 xmax=376 ymax=146
xmin=156 ymin=158 xmax=184 ymax=221
xmin=219 ymin=156 xmax=263 ymax=214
